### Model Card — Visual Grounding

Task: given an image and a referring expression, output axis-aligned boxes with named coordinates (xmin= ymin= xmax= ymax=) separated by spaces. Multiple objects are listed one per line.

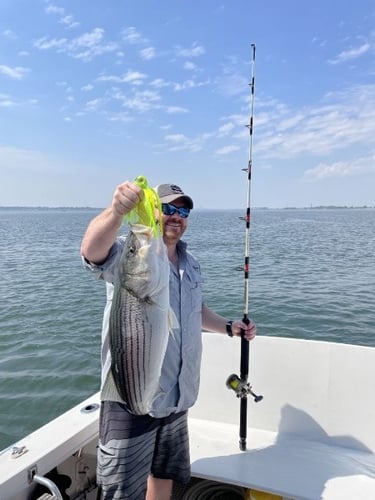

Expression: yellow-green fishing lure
xmin=124 ymin=175 xmax=163 ymax=237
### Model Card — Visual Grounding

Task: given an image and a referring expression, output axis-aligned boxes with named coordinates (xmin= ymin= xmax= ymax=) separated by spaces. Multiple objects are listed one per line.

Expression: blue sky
xmin=1 ymin=0 xmax=374 ymax=208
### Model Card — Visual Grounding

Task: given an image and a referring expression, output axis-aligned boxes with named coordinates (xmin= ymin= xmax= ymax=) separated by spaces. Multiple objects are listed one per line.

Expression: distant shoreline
xmin=0 ymin=205 xmax=374 ymax=211
xmin=0 ymin=206 xmax=102 ymax=210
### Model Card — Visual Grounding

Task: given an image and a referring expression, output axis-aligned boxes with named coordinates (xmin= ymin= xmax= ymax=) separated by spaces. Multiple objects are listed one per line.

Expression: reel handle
xmin=226 ymin=374 xmax=263 ymax=403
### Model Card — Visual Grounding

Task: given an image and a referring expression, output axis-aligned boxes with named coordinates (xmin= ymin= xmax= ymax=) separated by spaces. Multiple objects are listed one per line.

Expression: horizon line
xmin=1 ymin=205 xmax=374 ymax=211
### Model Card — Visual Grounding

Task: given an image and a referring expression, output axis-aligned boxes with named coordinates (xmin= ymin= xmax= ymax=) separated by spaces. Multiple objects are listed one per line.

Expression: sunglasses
xmin=161 ymin=203 xmax=190 ymax=218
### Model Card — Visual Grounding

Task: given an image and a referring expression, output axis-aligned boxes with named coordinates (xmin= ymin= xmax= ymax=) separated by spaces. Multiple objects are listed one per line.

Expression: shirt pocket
xmin=187 ymin=272 xmax=203 ymax=312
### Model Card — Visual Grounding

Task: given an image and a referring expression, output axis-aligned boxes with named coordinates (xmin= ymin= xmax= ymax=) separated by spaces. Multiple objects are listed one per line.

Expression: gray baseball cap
xmin=155 ymin=183 xmax=194 ymax=209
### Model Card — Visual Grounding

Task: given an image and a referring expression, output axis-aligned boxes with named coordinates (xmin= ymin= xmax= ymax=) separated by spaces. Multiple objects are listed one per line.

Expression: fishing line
xmin=226 ymin=43 xmax=263 ymax=452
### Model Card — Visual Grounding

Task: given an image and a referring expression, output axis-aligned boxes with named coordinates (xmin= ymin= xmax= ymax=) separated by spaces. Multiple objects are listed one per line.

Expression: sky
xmin=0 ymin=0 xmax=374 ymax=208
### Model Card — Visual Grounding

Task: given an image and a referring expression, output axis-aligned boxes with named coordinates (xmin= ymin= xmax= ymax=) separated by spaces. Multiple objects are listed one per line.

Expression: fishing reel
xmin=226 ymin=374 xmax=263 ymax=403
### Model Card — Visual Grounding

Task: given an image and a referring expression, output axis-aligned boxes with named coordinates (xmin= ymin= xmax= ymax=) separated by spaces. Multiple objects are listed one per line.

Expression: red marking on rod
xmin=244 ymin=257 xmax=250 ymax=274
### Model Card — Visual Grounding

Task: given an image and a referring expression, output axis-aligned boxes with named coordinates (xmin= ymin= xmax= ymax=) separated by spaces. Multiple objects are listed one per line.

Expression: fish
xmin=109 ymin=176 xmax=173 ymax=415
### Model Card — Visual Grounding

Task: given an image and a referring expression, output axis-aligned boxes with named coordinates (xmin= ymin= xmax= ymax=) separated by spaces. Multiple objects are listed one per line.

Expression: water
xmin=0 ymin=208 xmax=374 ymax=450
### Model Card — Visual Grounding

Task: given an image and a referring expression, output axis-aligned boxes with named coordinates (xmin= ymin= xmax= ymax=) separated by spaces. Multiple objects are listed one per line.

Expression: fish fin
xmin=168 ymin=307 xmax=179 ymax=339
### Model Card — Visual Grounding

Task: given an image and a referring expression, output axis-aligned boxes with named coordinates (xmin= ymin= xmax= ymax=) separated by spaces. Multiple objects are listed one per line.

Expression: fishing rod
xmin=226 ymin=43 xmax=263 ymax=452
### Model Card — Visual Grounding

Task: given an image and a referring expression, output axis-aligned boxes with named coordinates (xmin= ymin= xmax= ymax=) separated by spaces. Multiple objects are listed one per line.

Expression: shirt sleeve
xmin=81 ymin=236 xmax=126 ymax=283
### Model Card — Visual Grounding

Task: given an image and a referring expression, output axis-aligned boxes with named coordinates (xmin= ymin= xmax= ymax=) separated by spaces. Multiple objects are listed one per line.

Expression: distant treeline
xmin=0 ymin=205 xmax=374 ymax=211
xmin=281 ymin=205 xmax=375 ymax=210
xmin=0 ymin=206 xmax=102 ymax=211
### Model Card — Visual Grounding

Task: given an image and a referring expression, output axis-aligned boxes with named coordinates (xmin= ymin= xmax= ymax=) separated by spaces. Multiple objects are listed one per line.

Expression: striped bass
xmin=109 ymin=223 xmax=172 ymax=415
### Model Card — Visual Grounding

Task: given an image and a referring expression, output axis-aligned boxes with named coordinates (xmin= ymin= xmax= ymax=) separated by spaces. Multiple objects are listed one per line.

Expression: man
xmin=81 ymin=180 xmax=257 ymax=500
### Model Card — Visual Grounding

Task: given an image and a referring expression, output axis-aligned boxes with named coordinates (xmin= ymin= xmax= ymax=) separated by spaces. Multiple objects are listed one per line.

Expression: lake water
xmin=0 ymin=207 xmax=374 ymax=450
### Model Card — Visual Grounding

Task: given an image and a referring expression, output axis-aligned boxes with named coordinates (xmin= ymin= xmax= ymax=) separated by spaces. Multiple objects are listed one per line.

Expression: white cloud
xmin=34 ymin=28 xmax=117 ymax=61
xmin=126 ymin=91 xmax=161 ymax=111
xmin=140 ymin=47 xmax=156 ymax=60
xmin=71 ymin=29 xmax=116 ymax=60
xmin=122 ymin=27 xmax=148 ymax=45
xmin=173 ymin=79 xmax=209 ymax=91
xmin=2 ymin=29 xmax=17 ymax=39
xmin=277 ymin=114 xmax=305 ymax=131
xmin=216 ymin=71 xmax=248 ymax=97
xmin=98 ymin=70 xmax=147 ymax=85
xmin=45 ymin=3 xmax=79 ymax=29
xmin=0 ymin=65 xmax=30 ymax=80
xmin=0 ymin=94 xmax=18 ymax=107
xmin=328 ymin=43 xmax=370 ymax=64
xmin=165 ymin=106 xmax=188 ymax=114
xmin=111 ymin=89 xmax=161 ymax=112
xmin=45 ymin=5 xmax=65 ymax=16
xmin=218 ymin=122 xmax=235 ymax=136
xmin=60 ymin=15 xmax=80 ymax=29
xmin=165 ymin=134 xmax=187 ymax=143
xmin=175 ymin=42 xmax=205 ymax=58
xmin=163 ymin=132 xmax=207 ymax=152
xmin=254 ymin=84 xmax=375 ymax=160
xmin=0 ymin=93 xmax=37 ymax=108
xmin=85 ymin=98 xmax=103 ymax=112
xmin=304 ymin=156 xmax=375 ymax=180
xmin=150 ymin=77 xmax=209 ymax=92
xmin=184 ymin=61 xmax=197 ymax=70
xmin=106 ymin=111 xmax=133 ymax=123
xmin=34 ymin=36 xmax=68 ymax=51
xmin=215 ymin=145 xmax=240 ymax=155
xmin=150 ymin=78 xmax=170 ymax=89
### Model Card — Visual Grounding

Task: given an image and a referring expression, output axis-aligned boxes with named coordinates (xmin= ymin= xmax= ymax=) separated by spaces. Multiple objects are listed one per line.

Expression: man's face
xmin=161 ymin=198 xmax=189 ymax=245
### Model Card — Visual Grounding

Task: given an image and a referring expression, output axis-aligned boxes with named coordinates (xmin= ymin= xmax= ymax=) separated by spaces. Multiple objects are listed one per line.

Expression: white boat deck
xmin=188 ymin=334 xmax=375 ymax=499
xmin=189 ymin=418 xmax=375 ymax=499
xmin=1 ymin=334 xmax=375 ymax=499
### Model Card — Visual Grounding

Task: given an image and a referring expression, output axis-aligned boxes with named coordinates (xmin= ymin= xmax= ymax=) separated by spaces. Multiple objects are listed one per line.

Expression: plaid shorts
xmin=97 ymin=401 xmax=191 ymax=499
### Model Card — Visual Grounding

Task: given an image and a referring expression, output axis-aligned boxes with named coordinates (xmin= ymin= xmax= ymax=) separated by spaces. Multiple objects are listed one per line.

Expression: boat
xmin=1 ymin=332 xmax=375 ymax=499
